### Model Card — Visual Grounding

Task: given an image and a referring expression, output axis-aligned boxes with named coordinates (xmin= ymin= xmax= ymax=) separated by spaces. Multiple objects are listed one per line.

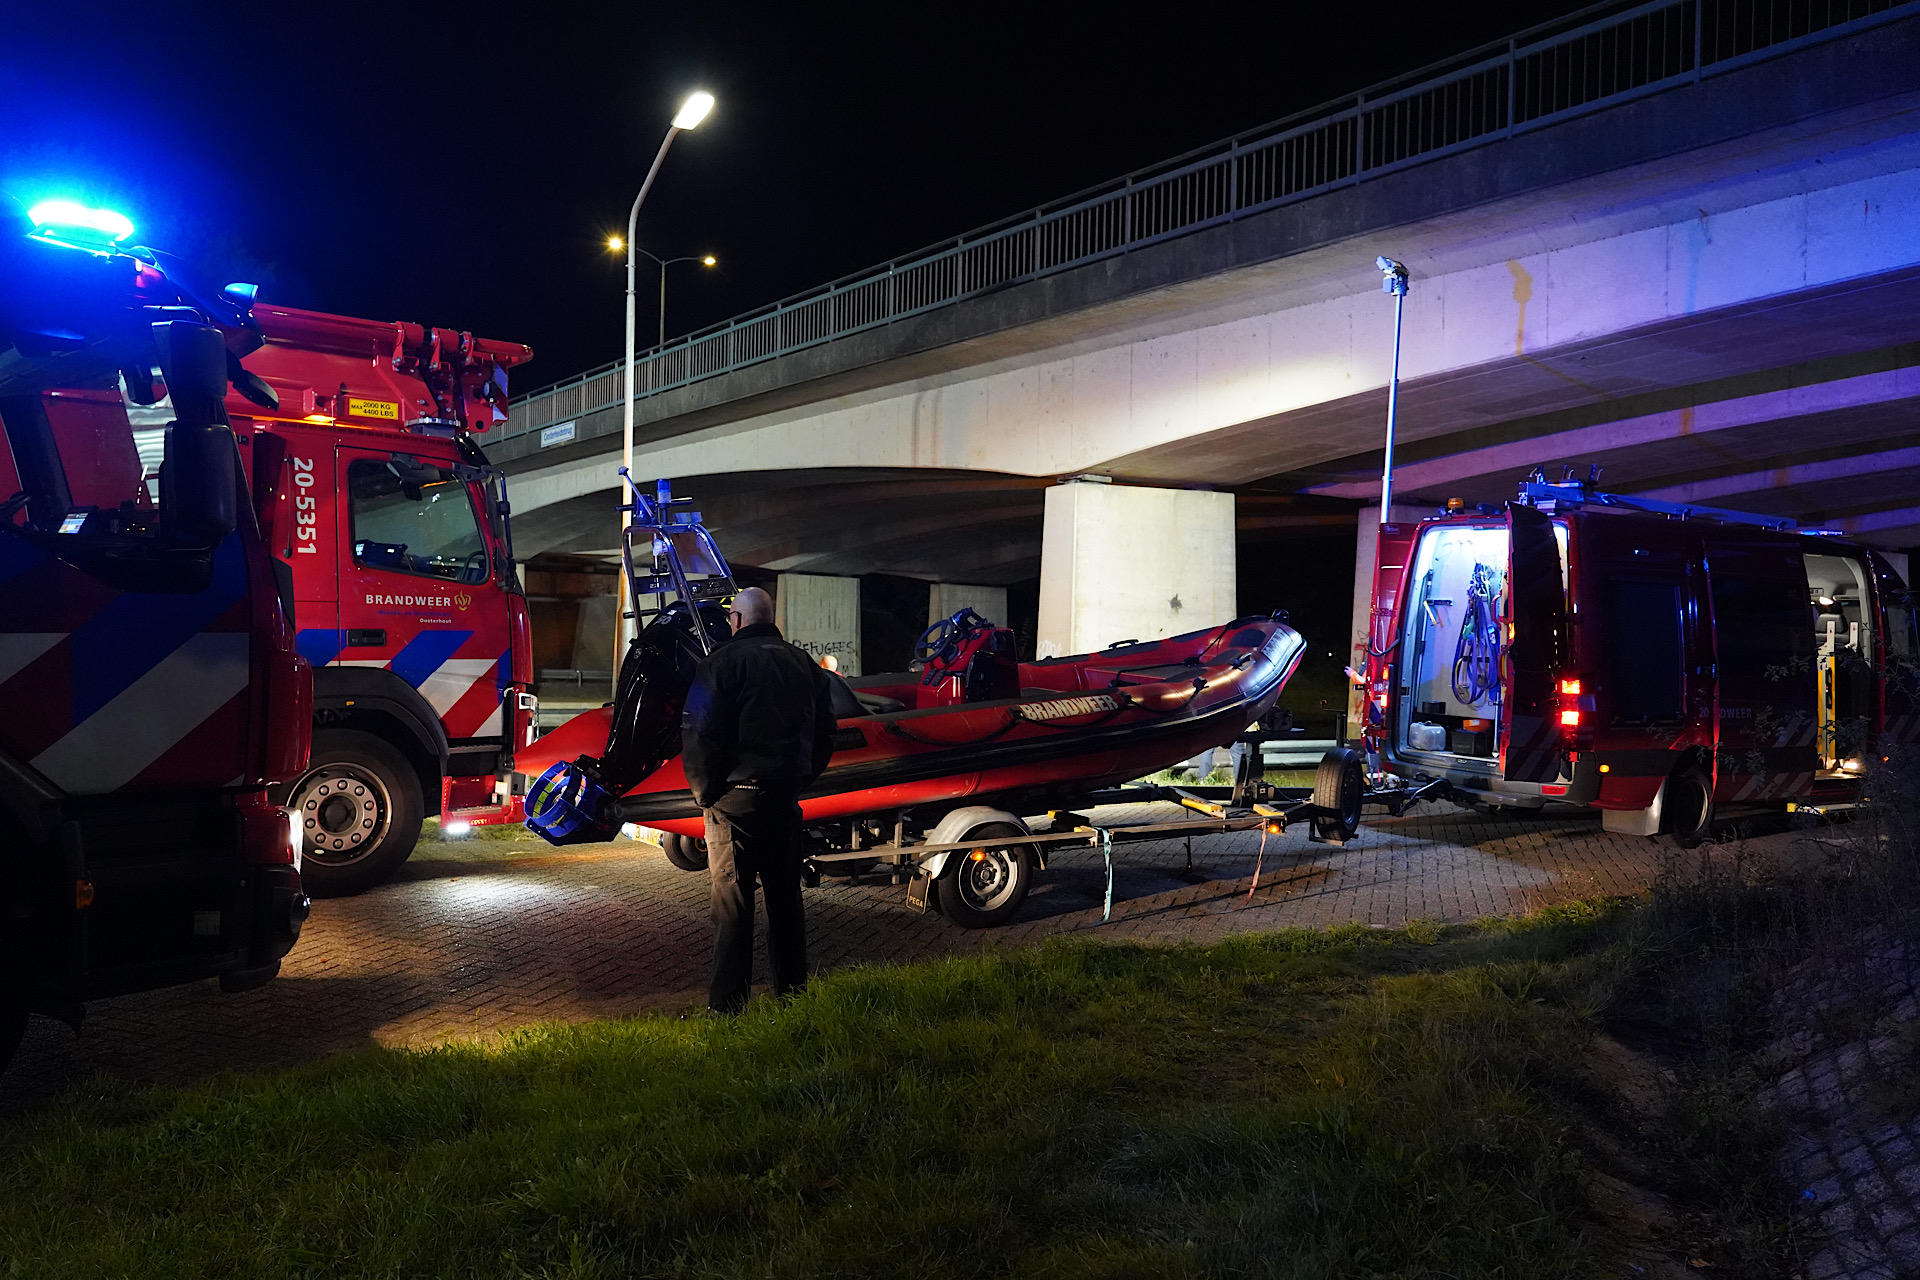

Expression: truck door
xmin=1703 ymin=535 xmax=1816 ymax=800
xmin=336 ymin=445 xmax=505 ymax=750
xmin=1502 ymin=503 xmax=1567 ymax=783
xmin=273 ymin=427 xmax=341 ymax=664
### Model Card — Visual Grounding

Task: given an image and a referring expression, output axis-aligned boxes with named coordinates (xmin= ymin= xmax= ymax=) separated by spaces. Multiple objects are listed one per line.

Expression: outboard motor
xmin=526 ymin=475 xmax=739 ymax=846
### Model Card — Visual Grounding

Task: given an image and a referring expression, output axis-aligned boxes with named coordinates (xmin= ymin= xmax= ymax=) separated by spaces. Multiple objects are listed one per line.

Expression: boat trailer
xmin=801 ymin=739 xmax=1453 ymax=923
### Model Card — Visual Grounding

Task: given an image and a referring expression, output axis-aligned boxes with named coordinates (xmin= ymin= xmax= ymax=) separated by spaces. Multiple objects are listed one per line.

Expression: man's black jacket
xmin=681 ymin=622 xmax=838 ymax=807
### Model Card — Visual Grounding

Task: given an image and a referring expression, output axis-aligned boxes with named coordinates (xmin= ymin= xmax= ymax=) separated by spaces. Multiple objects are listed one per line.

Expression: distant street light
xmin=614 ymin=90 xmax=714 ymax=679
xmin=626 ymin=248 xmax=719 ymax=348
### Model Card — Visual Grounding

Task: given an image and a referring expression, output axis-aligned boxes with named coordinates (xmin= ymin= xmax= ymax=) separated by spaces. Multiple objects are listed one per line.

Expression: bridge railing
xmin=506 ymin=0 xmax=1910 ymax=442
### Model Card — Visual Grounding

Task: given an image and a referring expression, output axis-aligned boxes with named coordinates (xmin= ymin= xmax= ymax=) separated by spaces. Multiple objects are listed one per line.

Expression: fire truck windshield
xmin=348 ymin=458 xmax=489 ymax=583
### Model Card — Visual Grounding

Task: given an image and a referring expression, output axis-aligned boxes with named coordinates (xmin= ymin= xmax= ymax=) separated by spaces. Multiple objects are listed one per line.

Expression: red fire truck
xmin=1361 ymin=474 xmax=1919 ymax=843
xmin=221 ymin=307 xmax=536 ymax=895
xmin=0 ymin=202 xmax=310 ymax=1066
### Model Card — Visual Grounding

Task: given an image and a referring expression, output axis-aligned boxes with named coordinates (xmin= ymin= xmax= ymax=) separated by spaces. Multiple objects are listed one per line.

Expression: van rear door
xmin=1703 ymin=534 xmax=1816 ymax=799
xmin=1503 ymin=503 xmax=1567 ymax=783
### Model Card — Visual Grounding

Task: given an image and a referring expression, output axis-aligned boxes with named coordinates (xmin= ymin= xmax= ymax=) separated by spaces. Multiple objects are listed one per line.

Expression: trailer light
xmin=1559 ymin=709 xmax=1581 ymax=727
xmin=1558 ymin=678 xmax=1582 ymax=696
xmin=1265 ymin=821 xmax=1285 ymax=834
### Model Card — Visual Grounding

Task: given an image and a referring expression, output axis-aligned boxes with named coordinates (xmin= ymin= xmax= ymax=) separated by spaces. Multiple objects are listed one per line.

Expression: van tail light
xmin=1558 ymin=678 xmax=1582 ymax=695
xmin=1559 ymin=709 xmax=1581 ymax=727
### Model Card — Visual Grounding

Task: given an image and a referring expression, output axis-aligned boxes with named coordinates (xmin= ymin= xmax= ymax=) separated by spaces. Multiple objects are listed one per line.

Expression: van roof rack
xmin=1516 ymin=472 xmax=1797 ymax=533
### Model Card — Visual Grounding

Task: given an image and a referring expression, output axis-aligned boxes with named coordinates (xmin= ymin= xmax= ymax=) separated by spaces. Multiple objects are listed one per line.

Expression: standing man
xmin=681 ymin=586 xmax=838 ymax=1013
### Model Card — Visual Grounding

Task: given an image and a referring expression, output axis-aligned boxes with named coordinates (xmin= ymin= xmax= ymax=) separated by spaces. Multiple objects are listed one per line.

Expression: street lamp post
xmin=626 ymin=249 xmax=719 ymax=348
xmin=611 ymin=90 xmax=713 ymax=681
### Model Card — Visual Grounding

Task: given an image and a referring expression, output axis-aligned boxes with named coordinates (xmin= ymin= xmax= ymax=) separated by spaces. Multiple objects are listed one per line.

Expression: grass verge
xmin=2 ymin=909 xmax=1635 ymax=1279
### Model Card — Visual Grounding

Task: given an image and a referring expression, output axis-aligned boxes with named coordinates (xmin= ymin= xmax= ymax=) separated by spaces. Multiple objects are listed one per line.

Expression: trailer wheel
xmin=286 ymin=729 xmax=423 ymax=897
xmin=660 ymin=833 xmax=709 ymax=872
xmin=1312 ymin=748 xmax=1366 ymax=842
xmin=1667 ymin=764 xmax=1714 ymax=849
xmin=934 ymin=822 xmax=1033 ymax=929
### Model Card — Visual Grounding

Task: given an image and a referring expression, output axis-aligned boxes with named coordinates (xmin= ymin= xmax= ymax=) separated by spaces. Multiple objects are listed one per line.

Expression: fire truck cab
xmin=0 ymin=202 xmax=310 ymax=1066
xmin=1366 ymin=477 xmax=1918 ymax=841
xmin=223 ymin=307 xmax=535 ymax=895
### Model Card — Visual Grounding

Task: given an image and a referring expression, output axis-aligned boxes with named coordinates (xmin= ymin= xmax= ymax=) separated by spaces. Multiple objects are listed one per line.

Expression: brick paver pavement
xmin=3 ymin=802 xmax=1681 ymax=1110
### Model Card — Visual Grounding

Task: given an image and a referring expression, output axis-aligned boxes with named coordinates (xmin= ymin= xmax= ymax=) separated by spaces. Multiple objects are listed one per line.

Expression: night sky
xmin=6 ymin=0 xmax=1590 ymax=395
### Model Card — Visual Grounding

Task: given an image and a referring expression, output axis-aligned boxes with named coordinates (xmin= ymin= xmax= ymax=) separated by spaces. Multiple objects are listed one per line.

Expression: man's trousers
xmin=703 ymin=786 xmax=808 ymax=1012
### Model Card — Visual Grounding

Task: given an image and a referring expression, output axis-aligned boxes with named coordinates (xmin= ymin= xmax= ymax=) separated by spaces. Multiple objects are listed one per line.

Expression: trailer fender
xmin=920 ymin=807 xmax=1032 ymax=879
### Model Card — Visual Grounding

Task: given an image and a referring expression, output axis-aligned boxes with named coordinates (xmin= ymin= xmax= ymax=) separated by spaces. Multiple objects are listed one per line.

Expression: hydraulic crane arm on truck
xmin=0 ymin=201 xmax=311 ymax=1069
xmin=219 ymin=307 xmax=534 ymax=895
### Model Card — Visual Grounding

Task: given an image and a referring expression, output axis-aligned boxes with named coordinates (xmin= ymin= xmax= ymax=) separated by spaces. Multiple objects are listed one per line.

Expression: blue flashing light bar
xmin=26 ymin=199 xmax=134 ymax=244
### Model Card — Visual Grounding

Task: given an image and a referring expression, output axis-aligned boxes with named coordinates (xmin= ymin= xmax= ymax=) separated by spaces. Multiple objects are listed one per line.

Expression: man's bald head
xmin=730 ymin=586 xmax=774 ymax=631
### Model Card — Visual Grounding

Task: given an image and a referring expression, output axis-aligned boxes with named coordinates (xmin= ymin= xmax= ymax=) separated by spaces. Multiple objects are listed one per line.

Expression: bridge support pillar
xmin=775 ymin=572 xmax=862 ymax=674
xmin=928 ymin=583 xmax=1010 ymax=628
xmin=1036 ymin=481 xmax=1235 ymax=659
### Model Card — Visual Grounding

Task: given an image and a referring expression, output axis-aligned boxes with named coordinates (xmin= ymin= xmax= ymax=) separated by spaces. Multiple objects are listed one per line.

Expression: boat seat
xmin=826 ymin=671 xmax=906 ymax=718
xmin=853 ymin=690 xmax=905 ymax=715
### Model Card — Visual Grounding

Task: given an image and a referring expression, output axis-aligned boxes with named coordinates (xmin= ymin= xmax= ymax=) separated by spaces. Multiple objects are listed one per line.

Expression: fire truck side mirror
xmin=152 ymin=321 xmax=238 ymax=543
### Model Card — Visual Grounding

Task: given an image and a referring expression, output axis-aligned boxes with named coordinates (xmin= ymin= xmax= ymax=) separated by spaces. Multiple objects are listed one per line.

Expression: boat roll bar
xmin=617 ymin=470 xmax=739 ymax=656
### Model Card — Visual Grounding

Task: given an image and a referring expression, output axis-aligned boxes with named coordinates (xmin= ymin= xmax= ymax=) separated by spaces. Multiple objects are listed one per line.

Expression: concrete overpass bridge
xmin=498 ymin=0 xmax=1920 ymax=677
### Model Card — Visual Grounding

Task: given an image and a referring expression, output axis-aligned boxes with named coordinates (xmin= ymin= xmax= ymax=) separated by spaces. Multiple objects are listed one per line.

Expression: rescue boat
xmin=521 ymin=478 xmax=1305 ymax=844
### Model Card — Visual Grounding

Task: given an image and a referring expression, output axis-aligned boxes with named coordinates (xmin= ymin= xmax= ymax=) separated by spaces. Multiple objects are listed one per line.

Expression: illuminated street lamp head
xmin=700 ymin=254 xmax=717 ymax=267
xmin=672 ymin=91 xmax=715 ymax=130
xmin=27 ymin=199 xmax=134 ymax=247
xmin=607 ymin=234 xmax=625 ymax=253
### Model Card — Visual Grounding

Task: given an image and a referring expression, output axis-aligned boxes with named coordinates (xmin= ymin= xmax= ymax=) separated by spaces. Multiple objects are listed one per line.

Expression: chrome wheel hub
xmin=957 ymin=847 xmax=1017 ymax=911
xmin=291 ymin=765 xmax=391 ymax=866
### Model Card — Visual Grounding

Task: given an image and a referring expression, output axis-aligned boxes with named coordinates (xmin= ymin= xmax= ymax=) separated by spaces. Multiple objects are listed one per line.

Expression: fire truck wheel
xmin=1667 ymin=764 xmax=1715 ymax=849
xmin=935 ymin=822 xmax=1033 ymax=929
xmin=287 ymin=730 xmax=424 ymax=897
xmin=660 ymin=833 xmax=709 ymax=872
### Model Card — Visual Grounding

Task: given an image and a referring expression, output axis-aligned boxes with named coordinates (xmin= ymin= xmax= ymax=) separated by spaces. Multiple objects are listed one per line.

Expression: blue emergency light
xmin=26 ymin=199 xmax=135 ymax=248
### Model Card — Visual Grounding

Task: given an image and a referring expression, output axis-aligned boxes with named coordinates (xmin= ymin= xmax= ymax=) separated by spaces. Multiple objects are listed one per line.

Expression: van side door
xmin=1703 ymin=534 xmax=1816 ymax=800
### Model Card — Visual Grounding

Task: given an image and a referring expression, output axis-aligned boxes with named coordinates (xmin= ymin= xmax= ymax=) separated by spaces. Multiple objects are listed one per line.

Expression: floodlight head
xmin=1375 ymin=255 xmax=1409 ymax=296
xmin=672 ymin=91 xmax=715 ymax=130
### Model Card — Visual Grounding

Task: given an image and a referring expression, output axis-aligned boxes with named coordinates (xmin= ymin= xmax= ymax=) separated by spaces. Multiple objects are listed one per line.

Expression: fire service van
xmin=221 ymin=307 xmax=535 ymax=895
xmin=1362 ymin=475 xmax=1918 ymax=843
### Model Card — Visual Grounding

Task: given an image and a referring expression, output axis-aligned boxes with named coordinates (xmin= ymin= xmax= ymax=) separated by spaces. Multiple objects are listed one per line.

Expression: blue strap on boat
xmin=524 ymin=760 xmax=613 ymax=846
xmin=1100 ymin=826 xmax=1114 ymax=923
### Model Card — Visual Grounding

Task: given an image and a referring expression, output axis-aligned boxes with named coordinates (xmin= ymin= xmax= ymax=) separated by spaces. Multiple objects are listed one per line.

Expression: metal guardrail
xmin=507 ymin=0 xmax=1912 ymax=441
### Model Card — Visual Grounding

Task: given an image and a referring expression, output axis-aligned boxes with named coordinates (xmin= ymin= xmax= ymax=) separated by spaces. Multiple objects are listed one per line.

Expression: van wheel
xmin=935 ymin=822 xmax=1033 ymax=929
xmin=286 ymin=730 xmax=423 ymax=897
xmin=1312 ymin=748 xmax=1366 ymax=842
xmin=660 ymin=833 xmax=709 ymax=872
xmin=1667 ymin=765 xmax=1714 ymax=848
